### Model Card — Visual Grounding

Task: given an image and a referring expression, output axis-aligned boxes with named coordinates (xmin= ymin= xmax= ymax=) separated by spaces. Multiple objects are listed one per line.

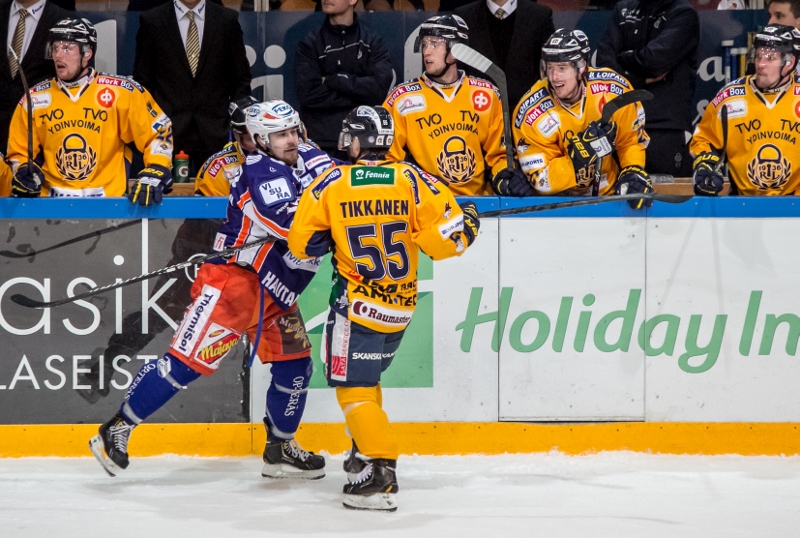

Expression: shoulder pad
xmin=710 ymin=80 xmax=747 ymax=108
xmin=405 ymin=161 xmax=441 ymax=195
xmin=515 ymin=83 xmax=550 ymax=129
xmin=386 ymin=79 xmax=423 ymax=106
xmin=587 ymin=68 xmax=632 ymax=89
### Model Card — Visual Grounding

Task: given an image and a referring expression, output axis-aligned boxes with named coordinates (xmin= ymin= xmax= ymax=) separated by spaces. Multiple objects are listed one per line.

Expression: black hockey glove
xmin=491 ymin=167 xmax=535 ymax=197
xmin=11 ymin=162 xmax=44 ymax=198
xmin=692 ymin=153 xmax=724 ymax=196
xmin=567 ymin=131 xmax=599 ymax=184
xmin=582 ymin=121 xmax=617 ymax=157
xmin=128 ymin=164 xmax=173 ymax=206
xmin=615 ymin=164 xmax=653 ymax=210
xmin=459 ymin=201 xmax=480 ymax=248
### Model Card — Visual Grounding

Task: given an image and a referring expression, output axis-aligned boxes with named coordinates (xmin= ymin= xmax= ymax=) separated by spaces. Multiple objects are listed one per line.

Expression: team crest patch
xmin=436 ymin=136 xmax=476 ymax=184
xmin=56 ymin=133 xmax=97 ymax=181
xmin=97 ymin=87 xmax=115 ymax=108
xmin=747 ymin=144 xmax=791 ymax=190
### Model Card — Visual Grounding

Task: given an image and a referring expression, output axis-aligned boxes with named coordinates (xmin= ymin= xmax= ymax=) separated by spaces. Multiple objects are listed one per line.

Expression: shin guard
xmin=264 ymin=357 xmax=312 ymax=440
xmin=121 ymin=353 xmax=200 ymax=424
xmin=336 ymin=385 xmax=398 ymax=460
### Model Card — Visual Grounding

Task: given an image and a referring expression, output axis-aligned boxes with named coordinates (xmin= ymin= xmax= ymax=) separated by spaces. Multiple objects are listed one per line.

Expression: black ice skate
xmin=261 ymin=437 xmax=326 ymax=479
xmin=89 ymin=412 xmax=135 ymax=477
xmin=343 ymin=440 xmax=370 ymax=482
xmin=342 ymin=458 xmax=399 ymax=512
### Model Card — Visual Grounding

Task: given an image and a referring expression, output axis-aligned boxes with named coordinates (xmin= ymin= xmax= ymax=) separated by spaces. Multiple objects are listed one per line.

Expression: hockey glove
xmin=692 ymin=153 xmax=725 ymax=196
xmin=11 ymin=162 xmax=44 ymax=198
xmin=582 ymin=121 xmax=617 ymax=157
xmin=128 ymin=164 xmax=173 ymax=206
xmin=567 ymin=132 xmax=600 ymax=187
xmin=615 ymin=164 xmax=654 ymax=209
xmin=459 ymin=201 xmax=480 ymax=248
xmin=491 ymin=167 xmax=535 ymax=197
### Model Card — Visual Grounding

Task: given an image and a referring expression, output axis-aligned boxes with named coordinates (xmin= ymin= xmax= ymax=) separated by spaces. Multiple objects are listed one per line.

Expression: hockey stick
xmin=477 ymin=192 xmax=692 ymax=218
xmin=8 ymin=48 xmax=34 ymax=170
xmin=600 ymin=89 xmax=653 ymax=124
xmin=450 ymin=43 xmax=514 ymax=169
xmin=10 ymin=236 xmax=276 ymax=309
xmin=0 ymin=220 xmax=140 ymax=259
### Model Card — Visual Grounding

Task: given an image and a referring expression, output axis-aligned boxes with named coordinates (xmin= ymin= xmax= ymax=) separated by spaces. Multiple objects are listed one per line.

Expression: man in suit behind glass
xmin=454 ymin=0 xmax=554 ymax=111
xmin=0 ymin=0 xmax=68 ymax=152
xmin=134 ymin=0 xmax=251 ymax=174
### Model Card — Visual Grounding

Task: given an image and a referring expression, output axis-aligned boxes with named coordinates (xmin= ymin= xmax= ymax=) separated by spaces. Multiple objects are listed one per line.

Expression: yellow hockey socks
xmin=336 ymin=385 xmax=398 ymax=460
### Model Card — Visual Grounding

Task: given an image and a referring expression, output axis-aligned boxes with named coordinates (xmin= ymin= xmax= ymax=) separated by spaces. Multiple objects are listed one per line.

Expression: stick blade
xmin=10 ymin=293 xmax=49 ymax=309
xmin=450 ymin=43 xmax=493 ymax=73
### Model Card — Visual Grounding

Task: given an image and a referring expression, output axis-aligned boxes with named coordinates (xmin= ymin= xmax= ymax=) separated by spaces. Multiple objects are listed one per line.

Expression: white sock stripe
xmin=121 ymin=402 xmax=143 ymax=425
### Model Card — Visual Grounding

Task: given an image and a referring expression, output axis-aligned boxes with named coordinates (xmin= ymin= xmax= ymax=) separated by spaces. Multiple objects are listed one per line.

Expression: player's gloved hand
xmin=491 ymin=167 xmax=535 ymax=197
xmin=128 ymin=164 xmax=173 ymax=206
xmin=459 ymin=201 xmax=480 ymax=247
xmin=692 ymin=153 xmax=724 ymax=196
xmin=615 ymin=164 xmax=653 ymax=209
xmin=11 ymin=162 xmax=44 ymax=198
xmin=582 ymin=121 xmax=617 ymax=157
xmin=567 ymin=131 xmax=599 ymax=173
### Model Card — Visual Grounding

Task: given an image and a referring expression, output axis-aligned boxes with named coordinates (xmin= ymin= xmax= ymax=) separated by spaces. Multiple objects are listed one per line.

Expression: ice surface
xmin=1 ymin=452 xmax=799 ymax=537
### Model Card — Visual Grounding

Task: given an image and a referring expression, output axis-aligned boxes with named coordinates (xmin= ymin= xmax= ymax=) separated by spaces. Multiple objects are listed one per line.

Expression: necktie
xmin=186 ymin=11 xmax=200 ymax=77
xmin=495 ymin=8 xmax=506 ymax=20
xmin=8 ymin=9 xmax=28 ymax=79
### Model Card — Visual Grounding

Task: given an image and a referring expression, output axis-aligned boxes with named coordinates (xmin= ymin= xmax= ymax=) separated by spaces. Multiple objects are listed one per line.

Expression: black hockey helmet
xmin=752 ymin=24 xmax=800 ymax=64
xmin=338 ymin=105 xmax=394 ymax=151
xmin=46 ymin=18 xmax=98 ymax=58
xmin=413 ymin=15 xmax=469 ymax=53
xmin=540 ymin=28 xmax=591 ymax=79
xmin=229 ymin=96 xmax=259 ymax=135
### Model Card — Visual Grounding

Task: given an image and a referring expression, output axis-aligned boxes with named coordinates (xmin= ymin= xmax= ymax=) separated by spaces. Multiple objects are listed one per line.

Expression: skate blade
xmin=343 ymin=493 xmax=397 ymax=512
xmin=261 ymin=463 xmax=325 ymax=480
xmin=89 ymin=435 xmax=122 ymax=478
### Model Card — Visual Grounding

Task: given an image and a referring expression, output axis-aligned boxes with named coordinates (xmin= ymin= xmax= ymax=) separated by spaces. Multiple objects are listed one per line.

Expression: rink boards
xmin=2 ymin=197 xmax=800 ymax=456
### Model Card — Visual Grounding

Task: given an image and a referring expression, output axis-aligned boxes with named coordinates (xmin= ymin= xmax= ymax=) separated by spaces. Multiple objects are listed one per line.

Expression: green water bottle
xmin=173 ymin=151 xmax=190 ymax=183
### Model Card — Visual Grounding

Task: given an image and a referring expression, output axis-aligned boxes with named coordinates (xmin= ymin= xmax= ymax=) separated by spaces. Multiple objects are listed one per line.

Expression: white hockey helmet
xmin=245 ymin=100 xmax=301 ymax=149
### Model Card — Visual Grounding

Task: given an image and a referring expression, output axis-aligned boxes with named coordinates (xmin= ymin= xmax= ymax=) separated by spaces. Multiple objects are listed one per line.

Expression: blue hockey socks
xmin=264 ymin=357 xmax=313 ymax=440
xmin=120 ymin=353 xmax=200 ymax=425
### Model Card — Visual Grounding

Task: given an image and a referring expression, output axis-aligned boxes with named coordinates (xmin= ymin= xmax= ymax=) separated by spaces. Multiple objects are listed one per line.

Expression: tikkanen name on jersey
xmin=339 ymin=199 xmax=410 ymax=218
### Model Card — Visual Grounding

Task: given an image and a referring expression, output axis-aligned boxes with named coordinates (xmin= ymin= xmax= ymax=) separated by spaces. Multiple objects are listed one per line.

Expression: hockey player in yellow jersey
xmin=513 ymin=29 xmax=652 ymax=208
xmin=288 ymin=105 xmax=480 ymax=511
xmin=691 ymin=24 xmax=800 ymax=196
xmin=383 ymin=15 xmax=517 ymax=196
xmin=6 ymin=19 xmax=172 ymax=204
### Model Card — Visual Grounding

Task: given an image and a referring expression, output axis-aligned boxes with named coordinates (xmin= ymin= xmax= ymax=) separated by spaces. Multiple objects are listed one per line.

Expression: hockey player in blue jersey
xmin=90 ymin=100 xmax=336 ymax=479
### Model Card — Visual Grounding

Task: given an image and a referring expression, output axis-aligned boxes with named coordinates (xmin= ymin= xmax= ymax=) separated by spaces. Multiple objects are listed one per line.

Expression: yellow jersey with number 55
xmin=288 ymin=159 xmax=471 ymax=333
xmin=6 ymin=70 xmax=172 ymax=197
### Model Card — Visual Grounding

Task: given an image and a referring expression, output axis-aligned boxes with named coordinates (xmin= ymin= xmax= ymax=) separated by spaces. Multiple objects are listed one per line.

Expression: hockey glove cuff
xmin=11 ymin=162 xmax=44 ymax=198
xmin=459 ymin=201 xmax=480 ymax=248
xmin=491 ymin=167 xmax=535 ymax=197
xmin=692 ymin=153 xmax=724 ymax=196
xmin=615 ymin=164 xmax=653 ymax=209
xmin=582 ymin=121 xmax=617 ymax=157
xmin=129 ymin=164 xmax=173 ymax=206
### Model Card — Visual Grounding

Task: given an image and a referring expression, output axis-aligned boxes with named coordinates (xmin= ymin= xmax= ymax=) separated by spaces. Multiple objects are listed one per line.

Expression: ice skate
xmin=261 ymin=437 xmax=325 ymax=479
xmin=89 ymin=412 xmax=135 ymax=477
xmin=342 ymin=458 xmax=399 ymax=512
xmin=343 ymin=440 xmax=369 ymax=482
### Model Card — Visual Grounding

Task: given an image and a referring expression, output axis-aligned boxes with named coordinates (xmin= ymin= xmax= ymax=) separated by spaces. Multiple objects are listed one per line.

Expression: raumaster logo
xmin=455 ymin=287 xmax=800 ymax=374
xmin=351 ymin=300 xmax=412 ymax=327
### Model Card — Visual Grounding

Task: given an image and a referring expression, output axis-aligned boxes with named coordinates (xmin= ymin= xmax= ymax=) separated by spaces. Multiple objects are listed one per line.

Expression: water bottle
xmin=173 ymin=151 xmax=190 ymax=183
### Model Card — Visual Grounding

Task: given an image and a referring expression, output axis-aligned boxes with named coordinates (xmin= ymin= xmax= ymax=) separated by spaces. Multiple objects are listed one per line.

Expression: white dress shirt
xmin=173 ymin=0 xmax=206 ymax=53
xmin=6 ymin=0 xmax=46 ymax=60
xmin=486 ymin=0 xmax=517 ymax=18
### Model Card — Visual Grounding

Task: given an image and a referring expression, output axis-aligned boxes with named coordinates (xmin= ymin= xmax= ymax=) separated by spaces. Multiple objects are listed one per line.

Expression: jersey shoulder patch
xmin=587 ymin=68 xmax=632 ymax=90
xmin=200 ymin=143 xmax=240 ymax=177
xmin=31 ymin=80 xmax=52 ymax=93
xmin=515 ymin=84 xmax=550 ymax=129
xmin=95 ymin=73 xmax=143 ymax=93
xmin=406 ymin=162 xmax=441 ymax=195
xmin=467 ymin=76 xmax=501 ymax=99
xmin=257 ymin=176 xmax=295 ymax=207
xmin=710 ymin=79 xmax=747 ymax=107
xmin=386 ymin=79 xmax=423 ymax=107
xmin=310 ymin=166 xmax=343 ymax=200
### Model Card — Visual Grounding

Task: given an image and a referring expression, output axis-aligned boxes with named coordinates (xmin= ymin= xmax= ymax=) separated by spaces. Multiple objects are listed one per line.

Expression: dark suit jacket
xmin=454 ymin=0 xmax=554 ymax=111
xmin=134 ymin=1 xmax=251 ymax=159
xmin=0 ymin=0 xmax=68 ymax=152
